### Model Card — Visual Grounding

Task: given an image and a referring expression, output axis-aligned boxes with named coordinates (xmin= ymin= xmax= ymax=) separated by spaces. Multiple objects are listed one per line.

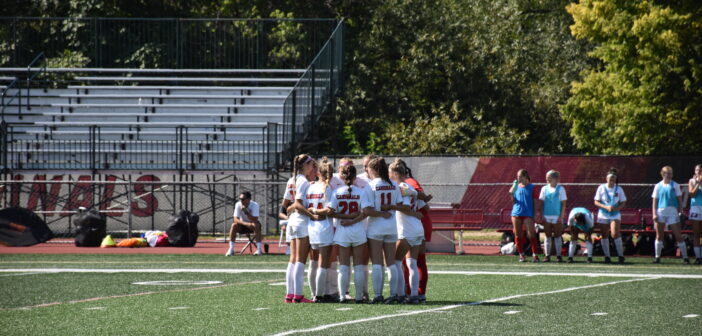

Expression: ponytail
xmin=341 ymin=164 xmax=357 ymax=195
xmin=318 ymin=157 xmax=334 ymax=201
xmin=389 ymin=158 xmax=407 ymax=178
xmin=293 ymin=154 xmax=311 ymax=177
xmin=369 ymin=157 xmax=392 ymax=185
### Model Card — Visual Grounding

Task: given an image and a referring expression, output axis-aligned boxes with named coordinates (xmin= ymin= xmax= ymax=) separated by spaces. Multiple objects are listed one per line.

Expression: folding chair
xmin=278 ymin=220 xmax=289 ymax=248
xmin=238 ymin=232 xmax=256 ymax=255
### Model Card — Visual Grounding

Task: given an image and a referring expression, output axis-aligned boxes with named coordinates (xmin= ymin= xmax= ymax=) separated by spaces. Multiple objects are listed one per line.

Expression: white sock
xmin=601 ymin=238 xmax=610 ymax=257
xmin=353 ymin=265 xmax=365 ymax=300
xmin=363 ymin=265 xmax=369 ymax=294
xmin=695 ymin=246 xmax=702 ymax=259
xmin=655 ymin=240 xmax=663 ymax=258
xmin=387 ymin=264 xmax=398 ymax=297
xmin=338 ymin=265 xmax=350 ymax=298
xmin=307 ymin=261 xmax=318 ymax=296
xmin=227 ymin=240 xmax=235 ymax=254
xmin=568 ymin=240 xmax=577 ymax=258
xmin=293 ymin=262 xmax=305 ymax=296
xmin=613 ymin=237 xmax=624 ymax=257
xmin=407 ymin=258 xmax=419 ymax=297
xmin=372 ymin=264 xmax=384 ymax=298
xmin=285 ymin=262 xmax=294 ymax=295
xmin=554 ymin=237 xmax=563 ymax=257
xmin=316 ymin=268 xmax=328 ymax=298
xmin=544 ymin=238 xmax=552 ymax=257
xmin=394 ymin=261 xmax=405 ymax=297
xmin=586 ymin=241 xmax=593 ymax=258
xmin=678 ymin=242 xmax=688 ymax=259
xmin=256 ymin=242 xmax=262 ymax=252
xmin=328 ymin=261 xmax=339 ymax=295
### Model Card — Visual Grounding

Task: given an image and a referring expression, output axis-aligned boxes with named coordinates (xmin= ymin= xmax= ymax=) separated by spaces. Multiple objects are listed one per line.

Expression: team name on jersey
xmin=375 ymin=185 xmax=396 ymax=191
xmin=307 ymin=193 xmax=325 ymax=199
xmin=287 ymin=184 xmax=295 ymax=190
xmin=336 ymin=194 xmax=360 ymax=200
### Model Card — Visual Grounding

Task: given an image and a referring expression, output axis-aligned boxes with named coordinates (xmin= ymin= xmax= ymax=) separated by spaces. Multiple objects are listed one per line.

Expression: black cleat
xmin=604 ymin=257 xmax=612 ymax=264
xmin=567 ymin=257 xmax=574 ymax=263
xmin=618 ymin=256 xmax=625 ymax=264
xmin=696 ymin=258 xmax=702 ymax=265
xmin=683 ymin=258 xmax=690 ymax=265
xmin=543 ymin=256 xmax=551 ymax=263
xmin=371 ymin=295 xmax=384 ymax=304
xmin=556 ymin=256 xmax=563 ymax=263
xmin=652 ymin=258 xmax=661 ymax=264
xmin=383 ymin=295 xmax=401 ymax=304
xmin=407 ymin=296 xmax=420 ymax=304
xmin=587 ymin=257 xmax=593 ymax=264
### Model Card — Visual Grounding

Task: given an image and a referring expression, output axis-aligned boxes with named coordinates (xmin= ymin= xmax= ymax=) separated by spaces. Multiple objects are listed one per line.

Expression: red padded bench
xmin=429 ymin=208 xmax=483 ymax=254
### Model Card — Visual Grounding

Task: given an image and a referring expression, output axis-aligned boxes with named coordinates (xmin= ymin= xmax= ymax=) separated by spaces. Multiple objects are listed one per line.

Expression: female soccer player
xmin=652 ymin=166 xmax=688 ymax=264
xmin=294 ymin=158 xmax=336 ymax=302
xmin=566 ymin=207 xmax=594 ymax=263
xmin=389 ymin=159 xmax=426 ymax=304
xmin=593 ymin=168 xmax=627 ymax=264
xmin=330 ymin=164 xmax=375 ymax=303
xmin=282 ymin=154 xmax=318 ymax=303
xmin=536 ymin=170 xmax=567 ymax=262
xmin=509 ymin=169 xmax=539 ymax=262
xmin=365 ymin=157 xmax=406 ymax=303
xmin=688 ymin=164 xmax=702 ymax=264
xmin=396 ymin=159 xmax=432 ymax=303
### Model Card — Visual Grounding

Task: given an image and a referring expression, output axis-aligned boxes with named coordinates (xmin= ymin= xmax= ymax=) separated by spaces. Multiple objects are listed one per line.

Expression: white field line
xmin=2 ymin=279 xmax=280 ymax=311
xmin=1 ymin=268 xmax=701 ymax=279
xmin=271 ymin=278 xmax=654 ymax=336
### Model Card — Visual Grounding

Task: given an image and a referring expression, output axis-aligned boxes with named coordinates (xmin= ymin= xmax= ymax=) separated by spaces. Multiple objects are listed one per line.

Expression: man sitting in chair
xmin=225 ymin=191 xmax=263 ymax=256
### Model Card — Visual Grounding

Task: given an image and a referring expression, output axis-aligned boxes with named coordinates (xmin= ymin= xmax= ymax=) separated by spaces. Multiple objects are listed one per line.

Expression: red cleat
xmin=293 ymin=295 xmax=314 ymax=303
xmin=284 ymin=294 xmax=294 ymax=303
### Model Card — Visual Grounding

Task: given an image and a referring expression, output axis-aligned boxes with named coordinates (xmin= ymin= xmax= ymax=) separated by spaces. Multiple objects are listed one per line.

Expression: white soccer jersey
xmin=305 ymin=182 xmax=334 ymax=245
xmin=330 ymin=173 xmax=370 ymax=191
xmin=396 ymin=182 xmax=425 ymax=239
xmin=367 ymin=178 xmax=404 ymax=236
xmin=287 ymin=174 xmax=311 ymax=227
xmin=331 ymin=185 xmax=372 ymax=245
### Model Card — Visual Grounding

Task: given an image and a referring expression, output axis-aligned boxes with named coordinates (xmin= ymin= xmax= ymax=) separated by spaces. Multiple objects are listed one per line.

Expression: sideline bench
xmin=429 ymin=208 xmax=483 ymax=254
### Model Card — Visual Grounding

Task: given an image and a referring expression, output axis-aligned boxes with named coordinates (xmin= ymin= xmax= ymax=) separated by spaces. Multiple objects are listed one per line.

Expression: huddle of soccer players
xmin=282 ymin=154 xmax=432 ymax=304
xmin=510 ymin=164 xmax=702 ymax=265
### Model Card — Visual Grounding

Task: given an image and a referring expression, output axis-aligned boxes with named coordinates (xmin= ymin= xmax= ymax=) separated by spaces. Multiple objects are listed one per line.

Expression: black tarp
xmin=166 ymin=210 xmax=199 ymax=247
xmin=0 ymin=207 xmax=53 ymax=246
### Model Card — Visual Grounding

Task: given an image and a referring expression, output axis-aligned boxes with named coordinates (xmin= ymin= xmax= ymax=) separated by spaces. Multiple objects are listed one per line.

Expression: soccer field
xmin=1 ymin=254 xmax=701 ymax=335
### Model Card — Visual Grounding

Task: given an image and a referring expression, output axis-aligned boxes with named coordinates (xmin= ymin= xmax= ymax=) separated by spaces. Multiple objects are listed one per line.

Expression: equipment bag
xmin=166 ymin=210 xmax=199 ymax=247
xmin=74 ymin=209 xmax=106 ymax=247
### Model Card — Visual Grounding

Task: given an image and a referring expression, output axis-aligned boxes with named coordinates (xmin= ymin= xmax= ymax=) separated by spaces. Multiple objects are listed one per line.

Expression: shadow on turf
xmin=423 ymin=301 xmax=521 ymax=307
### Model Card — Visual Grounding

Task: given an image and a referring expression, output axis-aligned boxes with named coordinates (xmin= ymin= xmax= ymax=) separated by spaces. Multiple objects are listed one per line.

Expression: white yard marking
xmin=254 ymin=307 xmax=270 ymax=311
xmin=590 ymin=312 xmax=608 ymax=316
xmin=336 ymin=308 xmax=353 ymax=311
xmin=84 ymin=307 xmax=106 ymax=310
xmin=132 ymin=280 xmax=222 ymax=286
xmin=683 ymin=314 xmax=699 ymax=318
xmin=0 ymin=272 xmax=41 ymax=277
xmin=168 ymin=306 xmax=189 ymax=310
xmin=270 ymin=278 xmax=654 ymax=336
xmin=503 ymin=310 xmax=521 ymax=315
xmin=1 ymin=268 xmax=700 ymax=279
xmin=269 ymin=282 xmax=287 ymax=286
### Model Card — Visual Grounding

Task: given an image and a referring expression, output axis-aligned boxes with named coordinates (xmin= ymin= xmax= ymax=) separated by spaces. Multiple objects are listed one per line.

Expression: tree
xmin=561 ymin=0 xmax=702 ymax=154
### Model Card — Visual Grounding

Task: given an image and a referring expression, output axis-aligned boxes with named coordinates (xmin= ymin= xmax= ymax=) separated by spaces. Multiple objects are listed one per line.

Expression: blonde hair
xmin=318 ymin=157 xmax=334 ymax=201
xmin=389 ymin=158 xmax=408 ymax=178
xmin=661 ymin=165 xmax=673 ymax=176
xmin=546 ymin=170 xmax=560 ymax=179
xmin=293 ymin=154 xmax=312 ymax=177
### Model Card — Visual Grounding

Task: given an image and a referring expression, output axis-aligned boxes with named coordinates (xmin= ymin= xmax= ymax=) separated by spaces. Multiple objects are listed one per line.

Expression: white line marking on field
xmin=132 ymin=280 xmax=222 ymax=286
xmin=1 ymin=268 xmax=700 ymax=279
xmin=84 ymin=307 xmax=106 ymax=310
xmin=503 ymin=310 xmax=521 ymax=315
xmin=683 ymin=314 xmax=699 ymax=318
xmin=168 ymin=306 xmax=189 ymax=310
xmin=336 ymin=308 xmax=352 ymax=311
xmin=270 ymin=277 xmax=654 ymax=336
xmin=254 ymin=307 xmax=270 ymax=311
xmin=269 ymin=282 xmax=286 ymax=286
xmin=591 ymin=312 xmax=608 ymax=316
xmin=0 ymin=272 xmax=40 ymax=277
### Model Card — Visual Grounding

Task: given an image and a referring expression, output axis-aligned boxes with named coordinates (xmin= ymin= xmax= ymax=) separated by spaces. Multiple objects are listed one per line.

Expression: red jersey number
xmin=339 ymin=201 xmax=359 ymax=215
xmin=380 ymin=192 xmax=392 ymax=206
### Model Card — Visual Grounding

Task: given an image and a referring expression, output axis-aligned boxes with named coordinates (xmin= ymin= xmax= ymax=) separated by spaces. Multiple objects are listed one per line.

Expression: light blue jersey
xmin=542 ymin=185 xmax=564 ymax=216
xmin=691 ymin=178 xmax=702 ymax=207
xmin=652 ymin=181 xmax=681 ymax=209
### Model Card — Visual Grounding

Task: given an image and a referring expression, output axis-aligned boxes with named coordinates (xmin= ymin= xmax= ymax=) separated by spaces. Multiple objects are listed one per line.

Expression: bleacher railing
xmin=282 ymin=20 xmax=343 ymax=161
xmin=0 ymin=17 xmax=337 ymax=69
xmin=1 ymin=52 xmax=45 ymax=119
xmin=3 ymin=124 xmax=279 ymax=172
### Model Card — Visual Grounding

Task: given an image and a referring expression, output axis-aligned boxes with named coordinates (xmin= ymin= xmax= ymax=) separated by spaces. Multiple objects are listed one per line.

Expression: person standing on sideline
xmin=688 ymin=164 xmax=702 ymax=264
xmin=593 ymin=168 xmax=627 ymax=264
xmin=536 ymin=170 xmax=567 ymax=262
xmin=225 ymin=191 xmax=263 ymax=256
xmin=652 ymin=166 xmax=689 ymax=264
xmin=509 ymin=169 xmax=540 ymax=262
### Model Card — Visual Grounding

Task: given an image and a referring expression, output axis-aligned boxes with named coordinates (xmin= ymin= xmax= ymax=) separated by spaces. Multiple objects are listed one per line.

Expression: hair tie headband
xmin=340 ymin=161 xmax=352 ymax=167
xmin=303 ymin=156 xmax=314 ymax=165
xmin=607 ymin=173 xmax=617 ymax=179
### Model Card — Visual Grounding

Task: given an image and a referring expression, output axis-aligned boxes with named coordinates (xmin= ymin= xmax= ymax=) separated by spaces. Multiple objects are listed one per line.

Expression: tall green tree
xmin=561 ymin=0 xmax=702 ymax=154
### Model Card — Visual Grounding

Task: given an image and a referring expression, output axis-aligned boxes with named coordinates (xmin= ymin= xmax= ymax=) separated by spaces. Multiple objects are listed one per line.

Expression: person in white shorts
xmin=566 ymin=207 xmax=594 ymax=263
xmin=389 ymin=159 xmax=427 ymax=304
xmin=225 ymin=191 xmax=263 ymax=256
xmin=688 ymin=164 xmax=702 ymax=264
xmin=651 ymin=166 xmax=688 ymax=264
xmin=282 ymin=154 xmax=318 ymax=303
xmin=365 ymin=157 xmax=407 ymax=304
xmin=536 ymin=170 xmax=567 ymax=263
xmin=593 ymin=168 xmax=627 ymax=264
xmin=290 ymin=157 xmax=337 ymax=302
xmin=330 ymin=164 xmax=375 ymax=303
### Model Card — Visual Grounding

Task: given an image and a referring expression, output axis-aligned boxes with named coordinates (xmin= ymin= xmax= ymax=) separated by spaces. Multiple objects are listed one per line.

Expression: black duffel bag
xmin=74 ymin=209 xmax=106 ymax=247
xmin=166 ymin=210 xmax=199 ymax=247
